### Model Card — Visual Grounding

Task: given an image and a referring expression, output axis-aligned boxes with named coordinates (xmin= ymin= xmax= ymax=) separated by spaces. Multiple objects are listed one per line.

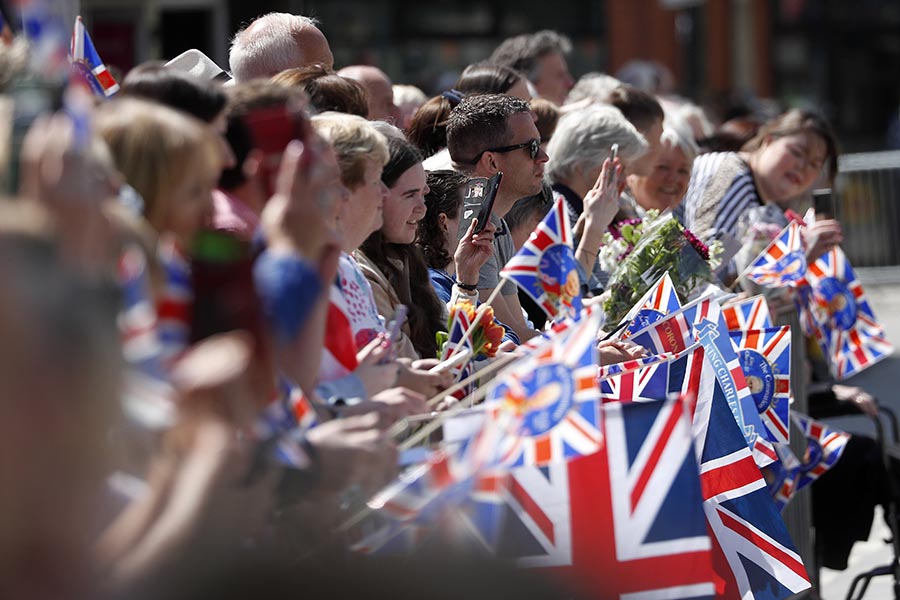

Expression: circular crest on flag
xmin=799 ymin=440 xmax=824 ymax=473
xmin=537 ymin=244 xmax=579 ymax=308
xmin=772 ymin=252 xmax=806 ymax=282
xmin=738 ymin=349 xmax=776 ymax=412
xmin=501 ymin=362 xmax=574 ymax=436
xmin=815 ymin=277 xmax=857 ymax=330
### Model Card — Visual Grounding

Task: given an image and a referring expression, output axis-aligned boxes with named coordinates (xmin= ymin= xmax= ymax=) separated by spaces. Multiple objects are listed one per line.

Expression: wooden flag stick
xmin=425 ymin=352 xmax=517 ymax=408
xmin=399 ymin=378 xmax=499 ymax=451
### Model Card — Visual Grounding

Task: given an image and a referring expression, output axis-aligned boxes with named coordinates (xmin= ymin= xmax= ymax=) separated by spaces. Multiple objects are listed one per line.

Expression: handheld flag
xmin=729 ymin=326 xmax=792 ymax=444
xmin=620 ymin=271 xmax=682 ymax=336
xmin=630 ymin=296 xmax=772 ymax=465
xmin=668 ymin=345 xmax=812 ymax=599
xmin=441 ymin=302 xmax=475 ymax=377
xmin=537 ymin=394 xmax=716 ymax=600
xmin=71 ymin=16 xmax=119 ymax=97
xmin=767 ymin=444 xmax=802 ymax=512
xmin=791 ymin=412 xmax=851 ymax=491
xmin=722 ymin=295 xmax=773 ymax=331
xmin=599 ymin=353 xmax=670 ymax=404
xmin=799 ymin=246 xmax=893 ymax=379
xmin=487 ymin=307 xmax=603 ymax=467
xmin=745 ymin=221 xmax=807 ymax=287
xmin=501 ymin=195 xmax=582 ymax=321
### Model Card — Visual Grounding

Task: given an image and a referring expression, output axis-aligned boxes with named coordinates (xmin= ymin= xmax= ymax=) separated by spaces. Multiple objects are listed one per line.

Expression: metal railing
xmin=834 ymin=150 xmax=900 ymax=267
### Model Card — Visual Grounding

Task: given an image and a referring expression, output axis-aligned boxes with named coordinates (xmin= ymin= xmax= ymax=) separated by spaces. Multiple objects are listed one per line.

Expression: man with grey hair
xmin=337 ymin=65 xmax=400 ymax=123
xmin=447 ymin=93 xmax=549 ymax=341
xmin=229 ymin=13 xmax=334 ymax=82
xmin=489 ymin=30 xmax=574 ymax=106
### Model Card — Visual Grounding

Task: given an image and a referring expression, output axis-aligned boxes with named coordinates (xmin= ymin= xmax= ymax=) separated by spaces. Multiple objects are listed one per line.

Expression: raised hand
xmin=453 ymin=217 xmax=496 ymax=289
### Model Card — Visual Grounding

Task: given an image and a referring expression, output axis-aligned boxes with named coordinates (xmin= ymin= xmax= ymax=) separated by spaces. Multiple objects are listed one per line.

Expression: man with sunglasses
xmin=446 ymin=94 xmax=549 ymax=341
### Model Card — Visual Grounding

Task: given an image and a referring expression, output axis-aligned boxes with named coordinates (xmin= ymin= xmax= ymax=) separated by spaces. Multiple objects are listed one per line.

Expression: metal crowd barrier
xmin=834 ymin=150 xmax=900 ymax=267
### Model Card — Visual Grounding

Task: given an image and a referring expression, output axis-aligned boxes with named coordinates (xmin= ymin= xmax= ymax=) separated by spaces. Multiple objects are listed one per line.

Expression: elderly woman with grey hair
xmin=627 ymin=124 xmax=699 ymax=214
xmin=544 ymin=105 xmax=647 ymax=291
xmin=546 ymin=104 xmax=647 ymax=227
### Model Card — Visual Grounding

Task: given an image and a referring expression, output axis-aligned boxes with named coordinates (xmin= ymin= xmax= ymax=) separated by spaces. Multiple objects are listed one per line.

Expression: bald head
xmin=229 ymin=13 xmax=333 ymax=82
xmin=337 ymin=65 xmax=399 ymax=123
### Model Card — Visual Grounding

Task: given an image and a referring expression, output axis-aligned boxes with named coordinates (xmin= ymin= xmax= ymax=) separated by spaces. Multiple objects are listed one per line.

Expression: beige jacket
xmin=353 ymin=250 xmax=420 ymax=360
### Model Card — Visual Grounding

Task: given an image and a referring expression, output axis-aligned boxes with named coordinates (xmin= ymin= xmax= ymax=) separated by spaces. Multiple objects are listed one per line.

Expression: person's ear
xmin=438 ymin=212 xmax=448 ymax=233
xmin=477 ymin=151 xmax=498 ymax=175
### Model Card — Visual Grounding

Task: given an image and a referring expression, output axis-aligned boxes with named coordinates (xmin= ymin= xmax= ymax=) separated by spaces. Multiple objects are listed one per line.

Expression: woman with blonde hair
xmin=97 ymin=98 xmax=222 ymax=249
xmin=97 ymin=98 xmax=222 ymax=362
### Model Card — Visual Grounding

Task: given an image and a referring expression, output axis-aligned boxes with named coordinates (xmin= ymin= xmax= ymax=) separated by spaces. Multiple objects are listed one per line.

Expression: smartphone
xmin=605 ymin=143 xmax=619 ymax=187
xmin=811 ymin=188 xmax=834 ymax=220
xmin=380 ymin=304 xmax=408 ymax=363
xmin=459 ymin=171 xmax=503 ymax=236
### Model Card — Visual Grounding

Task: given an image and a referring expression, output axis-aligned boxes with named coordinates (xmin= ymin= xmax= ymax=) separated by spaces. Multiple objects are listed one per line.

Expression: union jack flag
xmin=71 ymin=16 xmax=119 ymax=97
xmin=156 ymin=236 xmax=193 ymax=367
xmin=667 ymin=345 xmax=811 ymax=599
xmin=597 ymin=351 xmax=673 ymax=381
xmin=501 ymin=195 xmax=582 ymax=321
xmin=767 ymin=444 xmax=802 ymax=512
xmin=791 ymin=412 xmax=851 ymax=491
xmin=798 ymin=246 xmax=893 ymax=379
xmin=535 ymin=395 xmax=716 ymax=599
xmin=630 ymin=297 xmax=772 ymax=466
xmin=117 ymin=245 xmax=165 ymax=379
xmin=722 ymin=295 xmax=773 ymax=331
xmin=729 ymin=327 xmax=792 ymax=444
xmin=599 ymin=355 xmax=670 ymax=403
xmin=745 ymin=221 xmax=807 ymax=287
xmin=621 ymin=271 xmax=682 ymax=336
xmin=441 ymin=302 xmax=475 ymax=398
xmin=116 ymin=245 xmax=178 ymax=430
xmin=488 ymin=307 xmax=604 ymax=467
xmin=628 ymin=296 xmax=697 ymax=355
xmin=350 ymin=447 xmax=489 ymax=554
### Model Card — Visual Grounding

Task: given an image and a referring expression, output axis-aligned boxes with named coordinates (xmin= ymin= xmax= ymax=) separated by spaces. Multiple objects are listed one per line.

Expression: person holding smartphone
xmin=446 ymin=94 xmax=550 ymax=342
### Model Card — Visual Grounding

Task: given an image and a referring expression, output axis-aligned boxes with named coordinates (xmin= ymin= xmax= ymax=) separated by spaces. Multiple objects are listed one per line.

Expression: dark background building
xmin=80 ymin=0 xmax=900 ymax=152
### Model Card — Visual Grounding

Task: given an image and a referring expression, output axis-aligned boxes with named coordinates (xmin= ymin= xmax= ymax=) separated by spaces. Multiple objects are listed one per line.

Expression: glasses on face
xmin=470 ymin=138 xmax=541 ymax=164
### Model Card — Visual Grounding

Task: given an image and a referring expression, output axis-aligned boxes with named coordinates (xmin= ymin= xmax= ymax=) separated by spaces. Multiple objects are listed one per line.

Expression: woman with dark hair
xmin=406 ymin=91 xmax=460 ymax=162
xmin=455 ymin=62 xmax=530 ymax=101
xmin=410 ymin=62 xmax=530 ymax=170
xmin=271 ymin=65 xmax=369 ymax=117
xmin=121 ymin=62 xmax=236 ymax=171
xmin=356 ymin=134 xmax=451 ymax=359
xmin=683 ymin=108 xmax=841 ymax=267
xmin=418 ymin=170 xmax=518 ymax=345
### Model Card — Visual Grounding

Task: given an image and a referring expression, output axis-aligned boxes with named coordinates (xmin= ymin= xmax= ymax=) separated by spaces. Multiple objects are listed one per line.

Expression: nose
xmin=536 ymin=146 xmax=550 ymax=164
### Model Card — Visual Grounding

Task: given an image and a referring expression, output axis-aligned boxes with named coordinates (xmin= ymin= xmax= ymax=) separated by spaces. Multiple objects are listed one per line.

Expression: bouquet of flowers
xmin=435 ymin=300 xmax=505 ymax=359
xmin=601 ymin=211 xmax=724 ymax=324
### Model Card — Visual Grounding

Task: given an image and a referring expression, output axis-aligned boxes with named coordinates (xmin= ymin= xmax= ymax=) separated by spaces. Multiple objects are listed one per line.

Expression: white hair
xmin=660 ymin=109 xmax=700 ymax=163
xmin=393 ymin=84 xmax=426 ymax=109
xmin=546 ymin=105 xmax=648 ymax=184
xmin=229 ymin=13 xmax=317 ymax=82
xmin=565 ymin=72 xmax=622 ymax=105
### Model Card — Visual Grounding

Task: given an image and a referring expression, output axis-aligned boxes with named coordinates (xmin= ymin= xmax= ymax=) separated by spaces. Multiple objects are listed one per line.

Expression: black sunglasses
xmin=470 ymin=138 xmax=541 ymax=164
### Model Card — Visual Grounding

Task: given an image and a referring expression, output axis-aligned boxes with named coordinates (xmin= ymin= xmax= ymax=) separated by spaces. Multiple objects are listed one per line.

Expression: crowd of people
xmin=2 ymin=10 xmax=897 ymax=599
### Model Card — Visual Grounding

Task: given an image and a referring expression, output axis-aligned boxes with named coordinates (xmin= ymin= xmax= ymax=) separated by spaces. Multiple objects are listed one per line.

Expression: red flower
xmin=683 ymin=228 xmax=710 ymax=260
